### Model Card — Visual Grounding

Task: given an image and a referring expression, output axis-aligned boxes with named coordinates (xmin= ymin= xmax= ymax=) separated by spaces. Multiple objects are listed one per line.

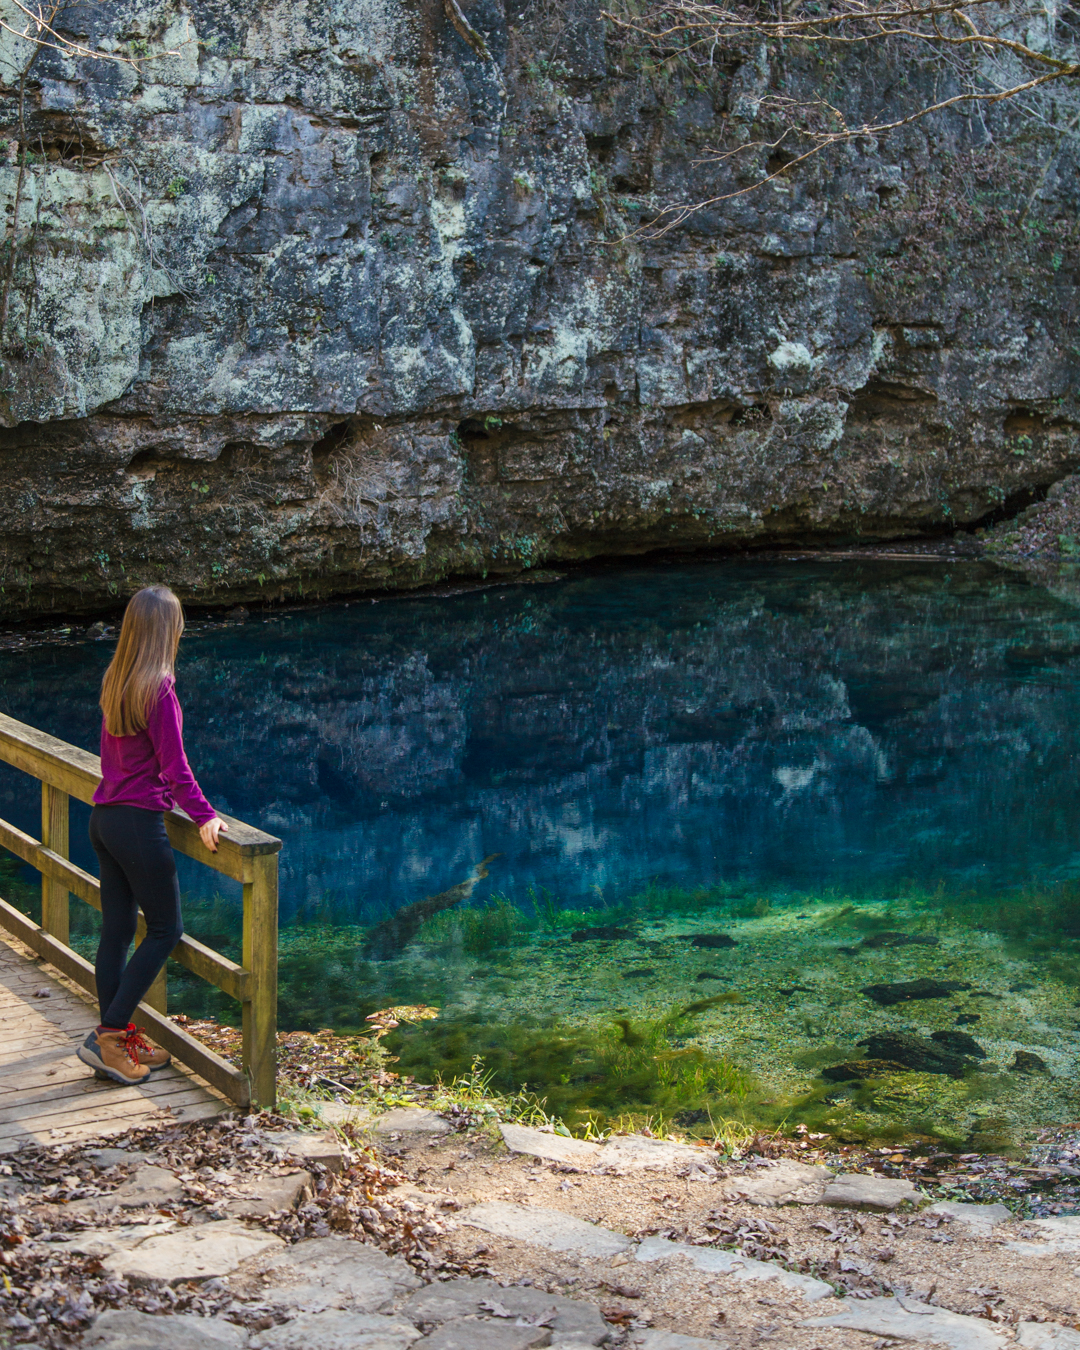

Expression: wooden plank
xmin=164 ymin=814 xmax=278 ymax=884
xmin=0 ymin=1065 xmax=218 ymax=1114
xmin=0 ymin=1074 xmax=221 ymax=1129
xmin=0 ymin=1005 xmax=89 ymax=1033
xmin=0 ymin=1055 xmax=118 ymax=1096
xmin=0 ymin=1090 xmax=221 ymax=1142
xmin=40 ymin=784 xmax=69 ymax=945
xmin=0 ymin=1095 xmax=219 ymax=1144
xmin=0 ymin=821 xmax=250 ymax=1001
xmin=0 ymin=899 xmax=249 ymax=1108
xmin=153 ymin=927 xmax=249 ymax=1003
xmin=242 ymin=852 xmax=278 ymax=1109
xmin=0 ymin=1039 xmax=78 ymax=1063
xmin=0 ymin=1098 xmax=225 ymax=1151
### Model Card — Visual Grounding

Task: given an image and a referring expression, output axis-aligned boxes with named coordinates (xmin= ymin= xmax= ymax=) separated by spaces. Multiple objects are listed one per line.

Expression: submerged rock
xmin=861 ymin=978 xmax=972 ymax=1006
xmin=860 ymin=932 xmax=940 ymax=949
xmin=685 ymin=934 xmax=738 ymax=949
xmin=931 ymin=1030 xmax=987 ymax=1058
xmin=821 ymin=1059 xmax=911 ymax=1082
xmin=967 ymin=1115 xmax=1016 ymax=1152
xmin=571 ymin=926 xmax=636 ymax=942
xmin=857 ymin=1031 xmax=971 ymax=1077
xmin=1011 ymin=1050 xmax=1050 ymax=1074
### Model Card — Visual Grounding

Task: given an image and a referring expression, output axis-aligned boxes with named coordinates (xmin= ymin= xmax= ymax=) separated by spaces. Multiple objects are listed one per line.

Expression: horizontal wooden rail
xmin=0 ymin=815 xmax=250 ymax=1001
xmin=0 ymin=713 xmax=280 ymax=882
xmin=0 ymin=709 xmax=280 ymax=1107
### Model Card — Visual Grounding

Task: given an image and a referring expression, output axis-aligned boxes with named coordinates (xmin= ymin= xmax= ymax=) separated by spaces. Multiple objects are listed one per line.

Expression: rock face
xmin=0 ymin=0 xmax=1077 ymax=616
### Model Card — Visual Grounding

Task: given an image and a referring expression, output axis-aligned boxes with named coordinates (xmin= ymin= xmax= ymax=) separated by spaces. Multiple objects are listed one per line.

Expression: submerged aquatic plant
xmin=529 ymin=885 xmax=563 ymax=934
xmin=416 ymin=892 xmax=528 ymax=955
xmin=387 ymin=998 xmax=754 ymax=1134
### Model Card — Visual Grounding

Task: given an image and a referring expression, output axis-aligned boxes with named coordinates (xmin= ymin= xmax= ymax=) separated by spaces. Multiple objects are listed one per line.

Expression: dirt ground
xmin=381 ymin=1129 xmax=1080 ymax=1347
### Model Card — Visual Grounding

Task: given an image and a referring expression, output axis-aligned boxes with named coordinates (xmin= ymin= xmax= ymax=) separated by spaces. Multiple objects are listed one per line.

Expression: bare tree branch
xmin=0 ymin=0 xmax=180 ymax=70
xmin=603 ymin=0 xmax=1080 ymax=236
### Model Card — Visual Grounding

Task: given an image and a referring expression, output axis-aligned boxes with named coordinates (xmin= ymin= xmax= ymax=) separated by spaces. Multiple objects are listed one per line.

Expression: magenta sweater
xmin=92 ymin=675 xmax=216 ymax=825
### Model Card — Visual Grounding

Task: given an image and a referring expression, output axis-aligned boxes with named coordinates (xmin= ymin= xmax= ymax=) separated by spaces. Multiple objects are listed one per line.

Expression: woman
xmin=78 ymin=585 xmax=227 ymax=1086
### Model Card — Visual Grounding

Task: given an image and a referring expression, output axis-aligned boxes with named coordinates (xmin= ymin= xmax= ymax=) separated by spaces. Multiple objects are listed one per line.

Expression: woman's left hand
xmin=199 ymin=817 xmax=229 ymax=853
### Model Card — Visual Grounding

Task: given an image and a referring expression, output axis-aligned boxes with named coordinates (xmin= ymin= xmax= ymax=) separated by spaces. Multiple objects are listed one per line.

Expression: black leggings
xmin=89 ymin=805 xmax=183 ymax=1029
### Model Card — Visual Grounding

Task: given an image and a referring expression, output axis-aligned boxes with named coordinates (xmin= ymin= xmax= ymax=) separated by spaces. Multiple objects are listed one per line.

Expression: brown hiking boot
xmin=77 ymin=1027 xmax=151 ymax=1086
xmin=125 ymin=1024 xmax=171 ymax=1071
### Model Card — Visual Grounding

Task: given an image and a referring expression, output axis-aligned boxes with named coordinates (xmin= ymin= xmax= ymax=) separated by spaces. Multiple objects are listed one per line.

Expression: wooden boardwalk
xmin=0 ymin=932 xmax=226 ymax=1152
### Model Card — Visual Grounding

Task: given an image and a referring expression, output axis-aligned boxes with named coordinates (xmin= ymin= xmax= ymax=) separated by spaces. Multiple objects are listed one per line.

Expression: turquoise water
xmin=5 ymin=558 xmax=1080 ymax=910
xmin=2 ymin=557 xmax=1080 ymax=1142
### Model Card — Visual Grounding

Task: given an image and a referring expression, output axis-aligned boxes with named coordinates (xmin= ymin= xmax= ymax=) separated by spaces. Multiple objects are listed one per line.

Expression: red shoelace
xmin=122 ymin=1024 xmax=155 ymax=1064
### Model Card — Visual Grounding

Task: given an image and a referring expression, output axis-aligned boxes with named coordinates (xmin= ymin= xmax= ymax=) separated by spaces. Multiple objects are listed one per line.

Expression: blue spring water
xmin=2 ymin=557 xmax=1080 ymax=925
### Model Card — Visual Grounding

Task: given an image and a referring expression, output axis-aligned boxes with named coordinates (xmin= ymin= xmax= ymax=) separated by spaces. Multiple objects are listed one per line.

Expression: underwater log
xmin=859 ymin=932 xmax=940 ymax=949
xmin=681 ymin=993 xmax=741 ymax=1014
xmin=571 ymin=926 xmax=636 ymax=941
xmin=363 ymin=855 xmax=500 ymax=958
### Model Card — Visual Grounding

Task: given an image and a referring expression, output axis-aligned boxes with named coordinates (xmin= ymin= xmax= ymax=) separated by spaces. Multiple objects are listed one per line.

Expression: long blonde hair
xmin=100 ymin=586 xmax=185 ymax=736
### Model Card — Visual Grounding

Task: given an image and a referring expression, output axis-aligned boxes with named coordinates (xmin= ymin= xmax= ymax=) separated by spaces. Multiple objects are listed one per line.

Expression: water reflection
xmin=1 ymin=559 xmax=1080 ymax=921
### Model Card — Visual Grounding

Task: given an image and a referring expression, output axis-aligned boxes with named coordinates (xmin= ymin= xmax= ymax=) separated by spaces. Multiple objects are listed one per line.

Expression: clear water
xmin=3 ymin=557 xmax=1080 ymax=1145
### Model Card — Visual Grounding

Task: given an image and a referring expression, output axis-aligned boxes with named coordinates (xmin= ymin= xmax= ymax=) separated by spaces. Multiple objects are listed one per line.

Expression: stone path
xmin=0 ymin=932 xmax=225 ymax=1151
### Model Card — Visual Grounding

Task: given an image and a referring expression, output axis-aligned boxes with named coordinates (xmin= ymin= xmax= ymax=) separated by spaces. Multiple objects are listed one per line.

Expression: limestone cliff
xmin=0 ymin=0 xmax=1076 ymax=615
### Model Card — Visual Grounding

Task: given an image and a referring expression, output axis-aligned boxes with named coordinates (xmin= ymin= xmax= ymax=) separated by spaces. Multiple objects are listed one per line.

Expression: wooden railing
xmin=0 ymin=712 xmax=282 ymax=1109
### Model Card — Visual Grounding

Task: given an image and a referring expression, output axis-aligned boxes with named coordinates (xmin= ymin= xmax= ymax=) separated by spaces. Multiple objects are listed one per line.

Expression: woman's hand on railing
xmin=199 ymin=817 xmax=229 ymax=853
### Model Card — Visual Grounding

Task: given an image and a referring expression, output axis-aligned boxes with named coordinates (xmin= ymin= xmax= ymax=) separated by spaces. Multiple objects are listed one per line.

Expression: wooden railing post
xmin=242 ymin=852 xmax=278 ymax=1109
xmin=143 ymin=958 xmax=167 ymax=1014
xmin=40 ymin=783 xmax=69 ymax=945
